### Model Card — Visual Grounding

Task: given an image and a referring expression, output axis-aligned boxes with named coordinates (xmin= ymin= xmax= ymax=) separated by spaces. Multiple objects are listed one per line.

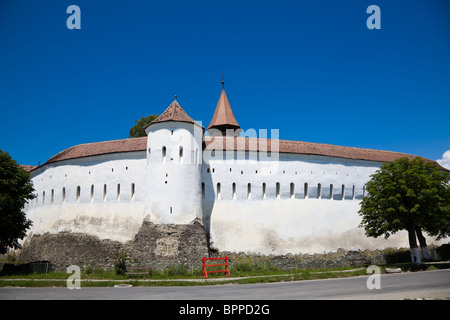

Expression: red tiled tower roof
xmin=207 ymin=83 xmax=241 ymax=135
xmin=146 ymin=97 xmax=198 ymax=127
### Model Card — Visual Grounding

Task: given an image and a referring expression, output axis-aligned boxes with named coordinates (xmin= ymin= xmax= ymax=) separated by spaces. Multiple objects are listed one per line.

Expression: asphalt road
xmin=1 ymin=269 xmax=449 ymax=300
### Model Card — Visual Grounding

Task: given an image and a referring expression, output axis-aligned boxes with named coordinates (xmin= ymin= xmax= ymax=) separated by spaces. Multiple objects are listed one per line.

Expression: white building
xmin=22 ymin=85 xmax=445 ymax=256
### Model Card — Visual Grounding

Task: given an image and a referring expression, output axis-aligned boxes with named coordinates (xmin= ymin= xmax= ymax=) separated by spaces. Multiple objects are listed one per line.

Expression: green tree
xmin=129 ymin=114 xmax=159 ymax=138
xmin=0 ymin=150 xmax=35 ymax=254
xmin=359 ymin=157 xmax=450 ymax=265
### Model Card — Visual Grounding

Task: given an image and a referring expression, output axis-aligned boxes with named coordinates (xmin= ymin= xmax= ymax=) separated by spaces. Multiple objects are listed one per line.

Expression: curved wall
xmin=203 ymin=152 xmax=437 ymax=254
xmin=23 ymin=138 xmax=444 ymax=255
xmin=145 ymin=122 xmax=203 ymax=224
xmin=25 ymin=151 xmax=147 ymax=243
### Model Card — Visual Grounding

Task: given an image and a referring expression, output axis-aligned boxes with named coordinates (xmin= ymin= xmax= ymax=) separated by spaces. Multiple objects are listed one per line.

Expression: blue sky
xmin=1 ymin=0 xmax=449 ymax=167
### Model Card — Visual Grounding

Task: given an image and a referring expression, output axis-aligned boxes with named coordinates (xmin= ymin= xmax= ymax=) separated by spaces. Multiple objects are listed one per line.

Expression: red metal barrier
xmin=201 ymin=256 xmax=231 ymax=278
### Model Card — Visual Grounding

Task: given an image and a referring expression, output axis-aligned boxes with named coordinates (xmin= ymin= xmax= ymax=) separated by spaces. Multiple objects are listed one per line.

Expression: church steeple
xmin=207 ymin=77 xmax=241 ymax=136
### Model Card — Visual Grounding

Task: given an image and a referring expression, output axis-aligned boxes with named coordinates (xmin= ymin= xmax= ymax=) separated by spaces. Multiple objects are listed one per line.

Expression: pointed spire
xmin=207 ymin=77 xmax=241 ymax=136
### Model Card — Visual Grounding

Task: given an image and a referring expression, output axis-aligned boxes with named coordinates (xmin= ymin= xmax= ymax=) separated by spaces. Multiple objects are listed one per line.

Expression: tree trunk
xmin=408 ymin=225 xmax=421 ymax=265
xmin=415 ymin=226 xmax=431 ymax=260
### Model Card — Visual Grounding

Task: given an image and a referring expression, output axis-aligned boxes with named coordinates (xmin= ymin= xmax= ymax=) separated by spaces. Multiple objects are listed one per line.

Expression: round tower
xmin=144 ymin=97 xmax=204 ymax=224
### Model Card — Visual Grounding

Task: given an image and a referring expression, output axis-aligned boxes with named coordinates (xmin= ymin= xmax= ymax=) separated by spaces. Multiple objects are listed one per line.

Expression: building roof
xmin=44 ymin=137 xmax=148 ymax=165
xmin=20 ymin=165 xmax=37 ymax=173
xmin=203 ymin=136 xmax=431 ymax=163
xmin=31 ymin=135 xmax=448 ymax=172
xmin=207 ymin=88 xmax=241 ymax=134
xmin=145 ymin=97 xmax=199 ymax=128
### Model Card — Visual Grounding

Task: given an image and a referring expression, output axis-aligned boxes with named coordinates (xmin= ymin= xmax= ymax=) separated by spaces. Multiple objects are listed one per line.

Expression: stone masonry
xmin=16 ymin=219 xmax=209 ymax=271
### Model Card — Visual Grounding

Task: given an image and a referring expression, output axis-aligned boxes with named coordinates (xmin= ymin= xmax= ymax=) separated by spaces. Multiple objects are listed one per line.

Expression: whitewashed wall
xmin=204 ymin=152 xmax=433 ymax=254
xmin=25 ymin=152 xmax=147 ymax=243
xmin=24 ymin=139 xmax=443 ymax=255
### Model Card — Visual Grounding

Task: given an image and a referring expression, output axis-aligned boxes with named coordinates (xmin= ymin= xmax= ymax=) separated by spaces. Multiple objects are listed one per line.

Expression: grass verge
xmin=1 ymin=261 xmax=449 ymax=288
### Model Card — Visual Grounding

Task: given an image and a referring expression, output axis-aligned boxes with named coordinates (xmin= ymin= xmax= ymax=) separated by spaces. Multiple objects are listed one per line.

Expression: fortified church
xmin=18 ymin=81 xmax=446 ymax=269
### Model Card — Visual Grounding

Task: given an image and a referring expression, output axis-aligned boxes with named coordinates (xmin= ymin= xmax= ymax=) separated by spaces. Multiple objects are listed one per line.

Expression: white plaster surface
xmin=23 ymin=126 xmax=447 ymax=254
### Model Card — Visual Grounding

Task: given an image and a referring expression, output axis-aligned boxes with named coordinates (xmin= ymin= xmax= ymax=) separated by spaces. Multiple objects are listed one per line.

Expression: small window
xmin=62 ymin=187 xmax=66 ymax=204
xmin=330 ymin=184 xmax=334 ymax=200
xmin=341 ymin=184 xmax=345 ymax=200
xmin=276 ymin=182 xmax=280 ymax=199
xmin=131 ymin=183 xmax=135 ymax=200
xmin=232 ymin=183 xmax=236 ymax=200
xmin=304 ymin=183 xmax=308 ymax=199
xmin=76 ymin=186 xmax=81 ymax=203
xmin=51 ymin=189 xmax=54 ymax=206
xmin=262 ymin=183 xmax=266 ymax=199
xmin=42 ymin=191 xmax=45 ymax=206
xmin=148 ymin=148 xmax=151 ymax=167
xmin=202 ymin=183 xmax=205 ymax=199
xmin=317 ymin=183 xmax=322 ymax=199
xmin=90 ymin=185 xmax=94 ymax=202
xmin=217 ymin=183 xmax=221 ymax=200
xmin=103 ymin=184 xmax=107 ymax=201
xmin=247 ymin=183 xmax=252 ymax=200
xmin=162 ymin=146 xmax=166 ymax=163
xmin=352 ymin=185 xmax=355 ymax=199
xmin=117 ymin=184 xmax=120 ymax=201
xmin=290 ymin=183 xmax=295 ymax=199
xmin=179 ymin=146 xmax=183 ymax=164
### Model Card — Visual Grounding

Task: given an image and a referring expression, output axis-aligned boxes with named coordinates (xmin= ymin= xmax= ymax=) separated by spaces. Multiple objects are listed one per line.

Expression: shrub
xmin=114 ymin=251 xmax=127 ymax=275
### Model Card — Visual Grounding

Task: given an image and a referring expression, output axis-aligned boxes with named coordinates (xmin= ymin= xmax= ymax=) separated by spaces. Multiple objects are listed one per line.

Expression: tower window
xmin=162 ymin=146 xmax=166 ymax=163
xmin=304 ymin=183 xmax=308 ymax=199
xmin=51 ymin=189 xmax=54 ymax=206
xmin=117 ymin=184 xmax=120 ymax=201
xmin=217 ymin=183 xmax=221 ymax=200
xmin=91 ymin=185 xmax=94 ymax=202
xmin=276 ymin=182 xmax=280 ymax=199
xmin=148 ymin=148 xmax=151 ymax=167
xmin=131 ymin=183 xmax=135 ymax=200
xmin=179 ymin=146 xmax=183 ymax=164
xmin=103 ymin=184 xmax=107 ymax=201
xmin=202 ymin=183 xmax=205 ymax=199
xmin=330 ymin=184 xmax=334 ymax=200
xmin=247 ymin=183 xmax=252 ymax=200
xmin=76 ymin=186 xmax=81 ymax=203
xmin=262 ymin=183 xmax=266 ymax=199
xmin=232 ymin=183 xmax=236 ymax=200
xmin=290 ymin=183 xmax=295 ymax=199
xmin=318 ymin=183 xmax=322 ymax=199
xmin=62 ymin=187 xmax=66 ymax=204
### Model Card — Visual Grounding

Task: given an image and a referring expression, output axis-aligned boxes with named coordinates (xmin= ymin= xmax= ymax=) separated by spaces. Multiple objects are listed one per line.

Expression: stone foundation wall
xmin=16 ymin=219 xmax=209 ymax=271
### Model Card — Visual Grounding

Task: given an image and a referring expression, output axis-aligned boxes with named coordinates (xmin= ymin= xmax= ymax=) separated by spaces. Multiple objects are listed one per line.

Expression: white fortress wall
xmin=205 ymin=151 xmax=412 ymax=254
xmin=24 ymin=151 xmax=147 ymax=243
